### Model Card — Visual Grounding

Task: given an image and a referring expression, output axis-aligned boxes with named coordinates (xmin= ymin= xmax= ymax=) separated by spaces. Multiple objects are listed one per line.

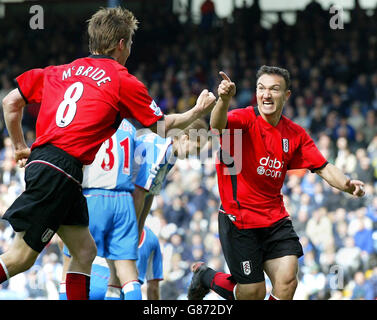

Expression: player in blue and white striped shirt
xmin=61 ymin=119 xmax=142 ymax=300
xmin=60 ymin=118 xmax=208 ymax=299
xmin=132 ymin=118 xmax=208 ymax=238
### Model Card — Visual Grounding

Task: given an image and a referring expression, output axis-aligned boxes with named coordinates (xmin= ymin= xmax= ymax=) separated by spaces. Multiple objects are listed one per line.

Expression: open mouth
xmin=263 ymin=101 xmax=274 ymax=106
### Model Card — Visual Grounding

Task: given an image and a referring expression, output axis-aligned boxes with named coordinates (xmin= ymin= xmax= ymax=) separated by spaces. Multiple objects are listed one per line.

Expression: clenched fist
xmin=15 ymin=147 xmax=31 ymax=168
xmin=345 ymin=179 xmax=365 ymax=197
xmin=194 ymin=89 xmax=216 ymax=116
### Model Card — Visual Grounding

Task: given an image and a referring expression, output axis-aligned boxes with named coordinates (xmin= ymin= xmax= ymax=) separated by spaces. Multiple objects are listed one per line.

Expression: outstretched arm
xmin=210 ymin=71 xmax=236 ymax=133
xmin=2 ymin=88 xmax=30 ymax=167
xmin=150 ymin=89 xmax=216 ymax=137
xmin=315 ymin=163 xmax=365 ymax=197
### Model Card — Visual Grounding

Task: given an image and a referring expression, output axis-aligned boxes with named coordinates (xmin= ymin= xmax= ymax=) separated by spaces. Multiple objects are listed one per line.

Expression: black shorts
xmin=3 ymin=144 xmax=88 ymax=252
xmin=218 ymin=212 xmax=303 ymax=284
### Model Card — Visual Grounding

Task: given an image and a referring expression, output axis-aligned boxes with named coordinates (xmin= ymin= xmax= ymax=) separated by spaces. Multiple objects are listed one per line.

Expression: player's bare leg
xmin=57 ymin=225 xmax=97 ymax=299
xmin=106 ymin=259 xmax=141 ymax=300
xmin=263 ymin=255 xmax=299 ymax=300
xmin=235 ymin=281 xmax=266 ymax=300
xmin=105 ymin=259 xmax=122 ymax=299
xmin=58 ymin=225 xmax=96 ymax=274
xmin=0 ymin=231 xmax=39 ymax=281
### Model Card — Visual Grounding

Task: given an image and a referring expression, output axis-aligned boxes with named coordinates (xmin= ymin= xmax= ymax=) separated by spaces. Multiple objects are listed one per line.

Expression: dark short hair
xmin=256 ymin=65 xmax=291 ymax=90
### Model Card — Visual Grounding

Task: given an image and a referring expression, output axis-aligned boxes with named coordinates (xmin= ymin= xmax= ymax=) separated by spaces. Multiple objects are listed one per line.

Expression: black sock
xmin=201 ymin=268 xmax=236 ymax=300
xmin=201 ymin=267 xmax=217 ymax=288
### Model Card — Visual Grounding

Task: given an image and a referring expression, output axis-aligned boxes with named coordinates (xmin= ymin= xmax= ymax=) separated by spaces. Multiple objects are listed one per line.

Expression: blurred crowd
xmin=0 ymin=0 xmax=377 ymax=299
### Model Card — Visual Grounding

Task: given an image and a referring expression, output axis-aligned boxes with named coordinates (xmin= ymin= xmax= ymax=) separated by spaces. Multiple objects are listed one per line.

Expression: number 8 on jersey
xmin=56 ymin=82 xmax=84 ymax=128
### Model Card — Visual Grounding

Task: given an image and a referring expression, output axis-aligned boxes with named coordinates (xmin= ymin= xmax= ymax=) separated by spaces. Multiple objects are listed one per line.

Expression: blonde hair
xmin=87 ymin=7 xmax=138 ymax=56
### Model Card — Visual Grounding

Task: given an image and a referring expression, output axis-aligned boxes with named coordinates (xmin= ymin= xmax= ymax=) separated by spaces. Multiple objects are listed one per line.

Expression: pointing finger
xmin=219 ymin=71 xmax=231 ymax=82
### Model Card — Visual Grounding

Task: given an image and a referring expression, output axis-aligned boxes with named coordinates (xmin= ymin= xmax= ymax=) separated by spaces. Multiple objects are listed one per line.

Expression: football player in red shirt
xmin=0 ymin=7 xmax=215 ymax=300
xmin=188 ymin=66 xmax=365 ymax=300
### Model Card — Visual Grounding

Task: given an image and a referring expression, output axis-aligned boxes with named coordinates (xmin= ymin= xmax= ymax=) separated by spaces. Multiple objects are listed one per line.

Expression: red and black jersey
xmin=216 ymin=106 xmax=328 ymax=229
xmin=15 ymin=55 xmax=163 ymax=164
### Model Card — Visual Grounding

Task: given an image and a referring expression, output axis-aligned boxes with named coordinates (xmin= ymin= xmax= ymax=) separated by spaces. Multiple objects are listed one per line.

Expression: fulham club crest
xmin=41 ymin=228 xmax=54 ymax=243
xmin=282 ymin=138 xmax=289 ymax=153
xmin=241 ymin=260 xmax=252 ymax=275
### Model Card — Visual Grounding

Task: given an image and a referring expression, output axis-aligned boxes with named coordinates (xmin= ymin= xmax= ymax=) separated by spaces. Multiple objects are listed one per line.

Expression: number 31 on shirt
xmin=100 ymin=136 xmax=130 ymax=175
